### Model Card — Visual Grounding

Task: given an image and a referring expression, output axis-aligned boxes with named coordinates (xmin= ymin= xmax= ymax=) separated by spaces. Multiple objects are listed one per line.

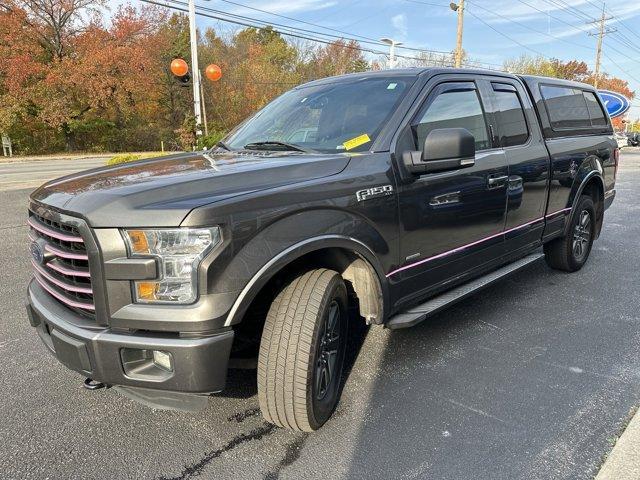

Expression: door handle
xmin=487 ymin=175 xmax=508 ymax=189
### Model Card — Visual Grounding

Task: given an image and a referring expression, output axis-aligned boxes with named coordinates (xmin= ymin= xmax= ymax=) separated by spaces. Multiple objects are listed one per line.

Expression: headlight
xmin=123 ymin=227 xmax=221 ymax=304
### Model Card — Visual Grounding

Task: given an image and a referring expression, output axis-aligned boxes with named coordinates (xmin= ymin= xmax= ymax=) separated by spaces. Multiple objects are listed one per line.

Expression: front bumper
xmin=26 ymin=279 xmax=234 ymax=394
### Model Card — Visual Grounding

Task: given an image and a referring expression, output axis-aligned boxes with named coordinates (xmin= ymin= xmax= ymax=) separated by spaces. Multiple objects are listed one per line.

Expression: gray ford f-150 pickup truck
xmin=25 ymin=68 xmax=617 ymax=431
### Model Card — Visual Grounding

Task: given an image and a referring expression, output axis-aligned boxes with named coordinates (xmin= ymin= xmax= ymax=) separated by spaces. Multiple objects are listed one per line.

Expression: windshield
xmin=224 ymin=76 xmax=414 ymax=154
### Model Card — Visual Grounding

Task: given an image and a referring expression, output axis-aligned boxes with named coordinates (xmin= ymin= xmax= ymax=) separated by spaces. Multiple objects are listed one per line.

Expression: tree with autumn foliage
xmin=5 ymin=1 xmax=635 ymax=155
xmin=1 ymin=1 xmax=175 ymax=152
xmin=0 ymin=2 xmax=371 ymax=154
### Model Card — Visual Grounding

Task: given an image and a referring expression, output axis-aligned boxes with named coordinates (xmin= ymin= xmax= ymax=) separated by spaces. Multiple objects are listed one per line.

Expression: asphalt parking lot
xmin=1 ymin=151 xmax=639 ymax=479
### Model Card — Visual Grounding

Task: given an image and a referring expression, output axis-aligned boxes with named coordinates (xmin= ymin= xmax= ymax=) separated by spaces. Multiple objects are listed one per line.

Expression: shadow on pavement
xmin=343 ymin=258 xmax=640 ymax=480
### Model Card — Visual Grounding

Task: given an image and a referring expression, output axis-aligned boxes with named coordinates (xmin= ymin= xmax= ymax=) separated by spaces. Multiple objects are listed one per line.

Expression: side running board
xmin=386 ymin=252 xmax=544 ymax=330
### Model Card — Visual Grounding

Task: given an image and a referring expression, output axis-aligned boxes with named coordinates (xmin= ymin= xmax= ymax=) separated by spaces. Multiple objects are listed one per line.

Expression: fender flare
xmin=223 ymin=234 xmax=388 ymax=327
xmin=564 ymin=170 xmax=605 ymax=236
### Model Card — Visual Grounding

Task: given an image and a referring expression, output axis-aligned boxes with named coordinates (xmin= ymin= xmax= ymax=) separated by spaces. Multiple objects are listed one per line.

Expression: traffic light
xmin=205 ymin=64 xmax=222 ymax=82
xmin=175 ymin=72 xmax=191 ymax=87
xmin=170 ymin=58 xmax=191 ymax=87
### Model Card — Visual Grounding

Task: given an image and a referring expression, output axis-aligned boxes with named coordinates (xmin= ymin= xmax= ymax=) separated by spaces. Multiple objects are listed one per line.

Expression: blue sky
xmin=112 ymin=0 xmax=640 ymax=119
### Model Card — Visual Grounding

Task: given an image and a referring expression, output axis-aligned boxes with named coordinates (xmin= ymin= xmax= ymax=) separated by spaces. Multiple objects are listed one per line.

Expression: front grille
xmin=28 ymin=211 xmax=95 ymax=318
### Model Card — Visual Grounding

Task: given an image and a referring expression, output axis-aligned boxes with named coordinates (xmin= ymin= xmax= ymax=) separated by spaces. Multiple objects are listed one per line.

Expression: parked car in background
xmin=25 ymin=68 xmax=618 ymax=431
xmin=615 ymin=132 xmax=628 ymax=148
xmin=627 ymin=132 xmax=639 ymax=147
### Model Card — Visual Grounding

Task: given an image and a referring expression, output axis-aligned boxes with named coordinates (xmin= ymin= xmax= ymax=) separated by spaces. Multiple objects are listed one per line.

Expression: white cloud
xmin=391 ymin=13 xmax=407 ymax=38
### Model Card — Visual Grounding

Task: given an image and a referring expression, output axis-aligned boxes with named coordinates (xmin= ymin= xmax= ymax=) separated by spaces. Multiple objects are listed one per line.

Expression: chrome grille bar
xmin=46 ymin=259 xmax=91 ymax=278
xmin=31 ymin=260 xmax=93 ymax=294
xmin=27 ymin=216 xmax=84 ymax=243
xmin=33 ymin=275 xmax=95 ymax=311
xmin=44 ymin=243 xmax=89 ymax=260
xmin=29 ymin=210 xmax=95 ymax=316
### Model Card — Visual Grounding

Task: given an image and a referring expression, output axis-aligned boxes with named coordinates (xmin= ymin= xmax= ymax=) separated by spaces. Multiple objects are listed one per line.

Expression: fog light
xmin=152 ymin=350 xmax=173 ymax=372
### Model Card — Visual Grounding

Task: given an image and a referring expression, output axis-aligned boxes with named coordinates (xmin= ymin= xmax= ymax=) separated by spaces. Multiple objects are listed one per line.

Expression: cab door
xmin=392 ymin=79 xmax=509 ymax=304
xmin=485 ymin=79 xmax=551 ymax=253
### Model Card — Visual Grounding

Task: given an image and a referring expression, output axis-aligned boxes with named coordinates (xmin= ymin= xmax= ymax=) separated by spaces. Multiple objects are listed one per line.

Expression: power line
xmin=148 ymin=0 xmax=506 ymax=69
xmin=463 ymin=7 xmax=548 ymax=57
xmin=541 ymin=0 xmax=593 ymax=22
xmin=162 ymin=0 xmax=406 ymax=54
xmin=513 ymin=0 xmax=591 ymax=36
xmin=551 ymin=0 xmax=640 ymax=59
xmin=192 ymin=2 xmax=403 ymax=50
xmin=216 ymin=0 xmax=463 ymax=58
xmin=146 ymin=0 xmax=640 ymax=86
xmin=340 ymin=4 xmax=398 ymax=29
xmin=507 ymin=0 xmax=640 ymax=89
xmin=582 ymin=0 xmax=607 ymax=12
xmin=602 ymin=52 xmax=640 ymax=85
xmin=406 ymin=0 xmax=549 ymax=58
xmin=216 ymin=0 xmax=390 ymax=46
xmin=142 ymin=0 xmax=451 ymax=65
xmin=610 ymin=30 xmax=638 ymax=51
xmin=404 ymin=0 xmax=450 ymax=7
xmin=465 ymin=0 xmax=594 ymax=51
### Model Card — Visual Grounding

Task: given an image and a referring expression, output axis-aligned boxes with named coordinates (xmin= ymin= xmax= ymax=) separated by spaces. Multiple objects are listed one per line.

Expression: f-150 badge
xmin=356 ymin=185 xmax=394 ymax=202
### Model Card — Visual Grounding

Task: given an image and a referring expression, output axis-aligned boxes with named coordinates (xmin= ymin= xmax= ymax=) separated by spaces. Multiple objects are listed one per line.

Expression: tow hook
xmin=83 ymin=378 xmax=109 ymax=390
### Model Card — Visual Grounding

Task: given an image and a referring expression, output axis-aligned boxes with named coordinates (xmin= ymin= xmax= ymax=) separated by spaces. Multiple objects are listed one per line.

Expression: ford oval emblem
xmin=30 ymin=241 xmax=44 ymax=265
xmin=598 ymin=90 xmax=631 ymax=119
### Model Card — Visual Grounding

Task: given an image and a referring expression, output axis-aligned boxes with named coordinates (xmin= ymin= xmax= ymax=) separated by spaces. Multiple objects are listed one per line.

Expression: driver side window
xmin=413 ymin=87 xmax=491 ymax=152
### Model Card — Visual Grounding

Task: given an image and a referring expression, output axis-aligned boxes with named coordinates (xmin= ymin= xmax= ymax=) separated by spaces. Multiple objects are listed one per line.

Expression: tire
xmin=257 ymin=269 xmax=348 ymax=431
xmin=544 ymin=195 xmax=596 ymax=272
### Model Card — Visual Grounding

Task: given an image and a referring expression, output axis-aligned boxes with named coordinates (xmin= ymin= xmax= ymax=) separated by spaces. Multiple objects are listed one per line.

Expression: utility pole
xmin=188 ymin=0 xmax=203 ymax=137
xmin=588 ymin=4 xmax=615 ymax=89
xmin=199 ymin=80 xmax=209 ymax=136
xmin=451 ymin=0 xmax=465 ymax=68
xmin=380 ymin=38 xmax=403 ymax=69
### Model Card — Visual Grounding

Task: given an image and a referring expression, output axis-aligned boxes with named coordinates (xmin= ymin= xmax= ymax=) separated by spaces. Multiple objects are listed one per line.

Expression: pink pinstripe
xmin=386 ymin=208 xmax=572 ymax=277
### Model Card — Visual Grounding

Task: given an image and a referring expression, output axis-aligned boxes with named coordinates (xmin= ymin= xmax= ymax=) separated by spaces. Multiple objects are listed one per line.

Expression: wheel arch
xmin=566 ymin=171 xmax=605 ymax=238
xmin=224 ymin=235 xmax=388 ymax=328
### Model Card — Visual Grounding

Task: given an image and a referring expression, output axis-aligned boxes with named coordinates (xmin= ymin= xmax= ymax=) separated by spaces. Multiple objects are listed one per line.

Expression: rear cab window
xmin=539 ymin=84 xmax=610 ymax=134
xmin=540 ymin=85 xmax=591 ymax=129
xmin=583 ymin=91 xmax=607 ymax=126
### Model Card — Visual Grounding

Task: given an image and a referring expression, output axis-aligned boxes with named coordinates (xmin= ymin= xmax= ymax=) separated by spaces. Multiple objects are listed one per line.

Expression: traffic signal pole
xmin=188 ymin=0 xmax=203 ymax=137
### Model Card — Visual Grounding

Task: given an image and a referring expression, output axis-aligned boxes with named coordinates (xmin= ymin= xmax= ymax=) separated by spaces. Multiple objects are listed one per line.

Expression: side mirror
xmin=402 ymin=128 xmax=476 ymax=175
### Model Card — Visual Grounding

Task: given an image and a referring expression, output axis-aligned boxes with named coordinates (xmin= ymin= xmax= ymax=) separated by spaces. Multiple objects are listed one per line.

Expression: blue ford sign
xmin=598 ymin=90 xmax=631 ymax=118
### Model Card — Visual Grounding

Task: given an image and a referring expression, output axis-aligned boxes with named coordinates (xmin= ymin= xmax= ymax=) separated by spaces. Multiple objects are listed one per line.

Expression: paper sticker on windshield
xmin=387 ymin=83 xmax=398 ymax=90
xmin=343 ymin=134 xmax=371 ymax=151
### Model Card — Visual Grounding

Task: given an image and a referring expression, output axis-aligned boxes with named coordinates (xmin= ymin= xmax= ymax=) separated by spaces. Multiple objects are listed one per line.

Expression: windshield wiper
xmin=243 ymin=141 xmax=307 ymax=152
xmin=215 ymin=140 xmax=231 ymax=151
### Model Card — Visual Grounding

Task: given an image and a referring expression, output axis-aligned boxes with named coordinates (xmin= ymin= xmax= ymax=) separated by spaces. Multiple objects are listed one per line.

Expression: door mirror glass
xmin=403 ymin=128 xmax=475 ymax=174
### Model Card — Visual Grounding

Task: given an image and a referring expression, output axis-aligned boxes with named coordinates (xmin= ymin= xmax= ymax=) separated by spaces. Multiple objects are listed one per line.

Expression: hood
xmin=31 ymin=151 xmax=351 ymax=227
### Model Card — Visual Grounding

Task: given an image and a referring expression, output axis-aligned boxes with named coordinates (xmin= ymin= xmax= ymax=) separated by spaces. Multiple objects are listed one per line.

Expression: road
xmin=1 ymin=152 xmax=639 ymax=479
xmin=0 ymin=156 xmax=108 ymax=191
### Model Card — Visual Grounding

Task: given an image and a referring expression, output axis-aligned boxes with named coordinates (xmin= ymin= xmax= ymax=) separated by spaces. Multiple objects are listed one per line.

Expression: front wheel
xmin=258 ymin=269 xmax=348 ymax=431
xmin=544 ymin=195 xmax=596 ymax=272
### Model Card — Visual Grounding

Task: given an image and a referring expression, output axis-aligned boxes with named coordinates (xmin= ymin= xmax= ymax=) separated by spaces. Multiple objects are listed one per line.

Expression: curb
xmin=596 ymin=407 xmax=640 ymax=480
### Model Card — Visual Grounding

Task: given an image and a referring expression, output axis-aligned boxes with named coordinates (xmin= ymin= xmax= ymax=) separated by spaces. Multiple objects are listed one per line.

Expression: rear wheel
xmin=544 ymin=195 xmax=596 ymax=272
xmin=257 ymin=269 xmax=348 ymax=431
